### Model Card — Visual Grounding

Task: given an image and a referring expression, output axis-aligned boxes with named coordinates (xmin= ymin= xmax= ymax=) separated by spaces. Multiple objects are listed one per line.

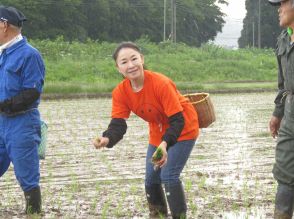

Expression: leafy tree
xmin=238 ymin=0 xmax=282 ymax=48
xmin=80 ymin=0 xmax=111 ymax=41
xmin=176 ymin=0 xmax=227 ymax=46
xmin=2 ymin=0 xmax=86 ymax=40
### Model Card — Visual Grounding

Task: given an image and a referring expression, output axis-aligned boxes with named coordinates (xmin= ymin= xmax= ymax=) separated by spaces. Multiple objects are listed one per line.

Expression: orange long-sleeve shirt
xmin=111 ymin=70 xmax=199 ymax=146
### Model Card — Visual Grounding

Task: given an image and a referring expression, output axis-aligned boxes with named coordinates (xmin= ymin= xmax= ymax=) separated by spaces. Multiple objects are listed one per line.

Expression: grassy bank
xmin=30 ymin=38 xmax=278 ymax=94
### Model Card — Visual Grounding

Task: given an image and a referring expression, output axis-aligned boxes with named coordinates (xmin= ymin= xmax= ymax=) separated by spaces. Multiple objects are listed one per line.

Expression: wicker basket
xmin=184 ymin=93 xmax=216 ymax=128
xmin=38 ymin=120 xmax=48 ymax=160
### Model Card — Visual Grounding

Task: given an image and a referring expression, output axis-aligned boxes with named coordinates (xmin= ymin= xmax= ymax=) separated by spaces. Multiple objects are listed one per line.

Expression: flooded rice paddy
xmin=0 ymin=92 xmax=278 ymax=218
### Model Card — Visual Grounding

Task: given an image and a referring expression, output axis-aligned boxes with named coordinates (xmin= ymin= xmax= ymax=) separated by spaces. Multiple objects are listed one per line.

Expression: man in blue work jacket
xmin=0 ymin=6 xmax=45 ymax=214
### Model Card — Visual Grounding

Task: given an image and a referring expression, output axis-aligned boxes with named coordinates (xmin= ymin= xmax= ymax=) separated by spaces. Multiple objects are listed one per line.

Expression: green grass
xmin=30 ymin=38 xmax=278 ymax=94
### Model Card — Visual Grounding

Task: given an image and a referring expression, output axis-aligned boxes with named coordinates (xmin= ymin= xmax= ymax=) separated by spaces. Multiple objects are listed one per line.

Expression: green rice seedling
xmin=152 ymin=147 xmax=163 ymax=163
xmin=189 ymin=200 xmax=198 ymax=215
xmin=158 ymin=213 xmax=166 ymax=219
xmin=134 ymin=196 xmax=145 ymax=215
xmin=130 ymin=184 xmax=138 ymax=194
xmin=185 ymin=179 xmax=193 ymax=194
xmin=27 ymin=213 xmax=42 ymax=219
xmin=151 ymin=147 xmax=163 ymax=170
xmin=70 ymin=174 xmax=81 ymax=193
xmin=114 ymin=201 xmax=124 ymax=217
xmin=101 ymin=200 xmax=110 ymax=218
xmin=232 ymin=202 xmax=240 ymax=211
xmin=198 ymin=176 xmax=206 ymax=190
xmin=95 ymin=182 xmax=101 ymax=192
xmin=120 ymin=190 xmax=127 ymax=201
xmin=90 ymin=198 xmax=97 ymax=214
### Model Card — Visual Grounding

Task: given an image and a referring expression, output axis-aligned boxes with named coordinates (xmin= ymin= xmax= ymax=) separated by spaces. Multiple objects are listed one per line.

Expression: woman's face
xmin=279 ymin=0 xmax=294 ymax=28
xmin=116 ymin=47 xmax=144 ymax=80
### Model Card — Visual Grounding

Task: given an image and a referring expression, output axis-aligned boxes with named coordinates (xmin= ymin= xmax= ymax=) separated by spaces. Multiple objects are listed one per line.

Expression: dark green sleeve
xmin=273 ymin=48 xmax=286 ymax=119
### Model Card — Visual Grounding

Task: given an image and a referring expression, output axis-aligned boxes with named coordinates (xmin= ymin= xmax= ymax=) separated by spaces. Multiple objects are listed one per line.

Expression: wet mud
xmin=0 ymin=92 xmax=277 ymax=218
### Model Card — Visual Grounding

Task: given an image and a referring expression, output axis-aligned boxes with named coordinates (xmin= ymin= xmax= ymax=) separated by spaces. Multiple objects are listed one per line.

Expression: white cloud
xmin=220 ymin=0 xmax=246 ymax=19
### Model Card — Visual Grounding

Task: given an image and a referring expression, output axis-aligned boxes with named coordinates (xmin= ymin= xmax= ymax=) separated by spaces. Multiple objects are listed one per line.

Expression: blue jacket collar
xmin=5 ymin=37 xmax=27 ymax=55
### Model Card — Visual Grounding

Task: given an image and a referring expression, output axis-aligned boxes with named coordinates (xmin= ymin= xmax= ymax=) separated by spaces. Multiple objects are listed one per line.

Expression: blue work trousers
xmin=0 ymin=109 xmax=41 ymax=192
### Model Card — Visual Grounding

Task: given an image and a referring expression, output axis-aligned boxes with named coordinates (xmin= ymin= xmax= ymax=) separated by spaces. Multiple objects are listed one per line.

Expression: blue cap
xmin=0 ymin=6 xmax=26 ymax=27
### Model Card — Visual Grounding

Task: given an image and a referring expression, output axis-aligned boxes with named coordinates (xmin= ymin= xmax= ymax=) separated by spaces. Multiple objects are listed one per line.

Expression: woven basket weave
xmin=184 ymin=93 xmax=216 ymax=128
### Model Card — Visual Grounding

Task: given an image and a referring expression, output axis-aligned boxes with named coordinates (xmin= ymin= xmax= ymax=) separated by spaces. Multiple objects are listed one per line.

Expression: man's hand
xmin=92 ymin=137 xmax=109 ymax=149
xmin=269 ymin=116 xmax=282 ymax=138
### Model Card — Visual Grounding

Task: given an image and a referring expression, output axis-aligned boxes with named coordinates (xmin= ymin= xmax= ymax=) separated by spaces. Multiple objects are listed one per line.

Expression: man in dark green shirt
xmin=269 ymin=0 xmax=294 ymax=218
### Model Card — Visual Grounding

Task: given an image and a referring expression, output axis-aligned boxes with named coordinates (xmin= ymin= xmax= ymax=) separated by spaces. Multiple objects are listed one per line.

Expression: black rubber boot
xmin=274 ymin=182 xmax=294 ymax=219
xmin=274 ymin=209 xmax=292 ymax=219
xmin=165 ymin=183 xmax=187 ymax=219
xmin=24 ymin=186 xmax=42 ymax=214
xmin=145 ymin=184 xmax=168 ymax=218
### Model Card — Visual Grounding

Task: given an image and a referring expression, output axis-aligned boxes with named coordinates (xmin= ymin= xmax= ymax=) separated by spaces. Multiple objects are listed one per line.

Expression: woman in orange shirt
xmin=93 ymin=42 xmax=199 ymax=219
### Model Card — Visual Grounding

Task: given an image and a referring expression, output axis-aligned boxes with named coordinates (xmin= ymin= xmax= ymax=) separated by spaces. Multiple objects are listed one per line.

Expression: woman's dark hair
xmin=112 ymin=42 xmax=142 ymax=61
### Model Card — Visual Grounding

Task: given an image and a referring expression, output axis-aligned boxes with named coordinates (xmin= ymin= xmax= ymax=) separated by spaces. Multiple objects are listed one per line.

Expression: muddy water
xmin=0 ymin=92 xmax=277 ymax=218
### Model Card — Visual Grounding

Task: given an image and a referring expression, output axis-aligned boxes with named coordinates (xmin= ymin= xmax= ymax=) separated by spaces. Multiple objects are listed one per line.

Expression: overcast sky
xmin=213 ymin=0 xmax=247 ymax=48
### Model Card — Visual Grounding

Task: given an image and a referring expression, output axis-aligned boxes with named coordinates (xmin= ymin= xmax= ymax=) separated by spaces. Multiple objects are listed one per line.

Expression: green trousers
xmin=273 ymin=95 xmax=294 ymax=185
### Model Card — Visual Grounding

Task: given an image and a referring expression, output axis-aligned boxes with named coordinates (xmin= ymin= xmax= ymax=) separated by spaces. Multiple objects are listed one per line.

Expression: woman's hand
xmin=93 ymin=137 xmax=109 ymax=149
xmin=152 ymin=141 xmax=168 ymax=168
xmin=269 ymin=116 xmax=282 ymax=138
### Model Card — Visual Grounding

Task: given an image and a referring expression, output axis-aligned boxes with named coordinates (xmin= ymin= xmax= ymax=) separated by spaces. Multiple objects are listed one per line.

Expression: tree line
xmin=2 ymin=0 xmax=283 ymax=48
xmin=238 ymin=0 xmax=282 ymax=48
xmin=2 ymin=0 xmax=227 ymax=47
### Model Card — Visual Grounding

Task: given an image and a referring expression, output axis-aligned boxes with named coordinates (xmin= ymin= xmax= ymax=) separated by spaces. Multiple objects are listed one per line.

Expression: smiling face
xmin=278 ymin=0 xmax=294 ymax=28
xmin=115 ymin=47 xmax=144 ymax=81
